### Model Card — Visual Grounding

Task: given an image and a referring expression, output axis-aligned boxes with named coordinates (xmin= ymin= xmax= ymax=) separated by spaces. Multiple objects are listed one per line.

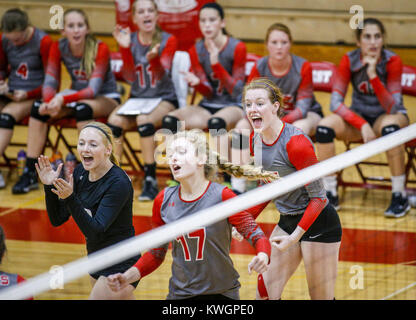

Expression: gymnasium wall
xmin=1 ymin=0 xmax=415 ymax=65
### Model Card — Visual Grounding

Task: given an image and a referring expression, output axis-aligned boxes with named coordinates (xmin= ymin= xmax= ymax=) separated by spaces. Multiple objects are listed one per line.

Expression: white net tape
xmin=1 ymin=123 xmax=415 ymax=300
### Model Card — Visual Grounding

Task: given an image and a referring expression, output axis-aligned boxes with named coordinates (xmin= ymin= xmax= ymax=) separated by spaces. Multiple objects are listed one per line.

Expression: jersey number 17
xmin=176 ymin=228 xmax=206 ymax=261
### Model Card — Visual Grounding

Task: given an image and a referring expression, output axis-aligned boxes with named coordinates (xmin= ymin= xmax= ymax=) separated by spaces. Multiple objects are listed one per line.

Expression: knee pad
xmin=137 ymin=123 xmax=156 ymax=137
xmin=208 ymin=117 xmax=227 ymax=136
xmin=75 ymin=103 xmax=93 ymax=122
xmin=106 ymin=123 xmax=123 ymax=138
xmin=0 ymin=113 xmax=16 ymax=129
xmin=231 ymin=131 xmax=249 ymax=150
xmin=381 ymin=124 xmax=400 ymax=136
xmin=257 ymin=274 xmax=269 ymax=300
xmin=162 ymin=115 xmax=181 ymax=134
xmin=30 ymin=100 xmax=50 ymax=122
xmin=315 ymin=126 xmax=336 ymax=143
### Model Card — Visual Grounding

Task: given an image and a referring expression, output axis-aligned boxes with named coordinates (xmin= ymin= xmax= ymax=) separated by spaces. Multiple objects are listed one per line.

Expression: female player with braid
xmin=12 ymin=8 xmax=119 ymax=194
xmin=243 ymin=78 xmax=342 ymax=300
xmin=107 ymin=129 xmax=275 ymax=300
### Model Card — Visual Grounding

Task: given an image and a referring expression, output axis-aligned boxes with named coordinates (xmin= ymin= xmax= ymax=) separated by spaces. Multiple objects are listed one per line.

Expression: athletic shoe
xmin=138 ymin=176 xmax=158 ymax=201
xmin=0 ymin=171 xmax=5 ymax=189
xmin=384 ymin=192 xmax=411 ymax=218
xmin=12 ymin=169 xmax=39 ymax=194
xmin=326 ymin=191 xmax=340 ymax=210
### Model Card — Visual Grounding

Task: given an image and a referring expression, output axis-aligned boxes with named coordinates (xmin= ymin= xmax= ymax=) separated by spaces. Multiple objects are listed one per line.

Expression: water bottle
xmin=64 ymin=153 xmax=77 ymax=182
xmin=17 ymin=149 xmax=26 ymax=176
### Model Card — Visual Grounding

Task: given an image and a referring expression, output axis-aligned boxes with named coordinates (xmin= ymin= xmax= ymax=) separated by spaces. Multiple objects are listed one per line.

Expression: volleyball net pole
xmin=1 ymin=123 xmax=415 ymax=300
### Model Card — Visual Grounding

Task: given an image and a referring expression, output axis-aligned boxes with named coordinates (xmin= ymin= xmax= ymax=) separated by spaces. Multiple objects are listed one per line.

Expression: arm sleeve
xmin=0 ymin=34 xmax=7 ymax=81
xmin=369 ymin=55 xmax=403 ymax=114
xmin=44 ymin=185 xmax=71 ymax=227
xmin=223 ymin=188 xmax=271 ymax=257
xmin=60 ymin=42 xmax=111 ymax=104
xmin=26 ymin=35 xmax=53 ymax=99
xmin=42 ymin=41 xmax=61 ymax=102
xmin=119 ymin=46 xmax=136 ymax=84
xmin=330 ymin=54 xmax=367 ymax=130
xmin=282 ymin=62 xmax=314 ymax=123
xmin=188 ymin=45 xmax=213 ymax=98
xmin=133 ymin=190 xmax=168 ymax=278
xmin=148 ymin=35 xmax=177 ymax=81
xmin=62 ymin=177 xmax=131 ymax=239
xmin=211 ymin=41 xmax=247 ymax=98
xmin=286 ymin=135 xmax=328 ymax=232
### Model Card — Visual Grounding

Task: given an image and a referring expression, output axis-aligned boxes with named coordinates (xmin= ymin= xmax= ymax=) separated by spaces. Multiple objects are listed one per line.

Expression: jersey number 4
xmin=16 ymin=62 xmax=29 ymax=80
xmin=176 ymin=228 xmax=206 ymax=261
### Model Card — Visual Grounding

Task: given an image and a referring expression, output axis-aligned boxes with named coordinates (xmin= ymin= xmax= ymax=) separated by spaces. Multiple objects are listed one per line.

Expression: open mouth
xmin=82 ymin=155 xmax=94 ymax=165
xmin=171 ymin=164 xmax=181 ymax=173
xmin=250 ymin=115 xmax=263 ymax=129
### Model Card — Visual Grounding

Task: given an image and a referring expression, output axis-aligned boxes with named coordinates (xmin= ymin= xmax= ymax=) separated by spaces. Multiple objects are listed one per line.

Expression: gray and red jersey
xmin=189 ymin=37 xmax=246 ymax=109
xmin=119 ymin=31 xmax=178 ymax=101
xmin=331 ymin=48 xmax=406 ymax=130
xmin=250 ymin=123 xmax=328 ymax=231
xmin=134 ymin=182 xmax=271 ymax=300
xmin=0 ymin=271 xmax=33 ymax=299
xmin=0 ymin=28 xmax=52 ymax=99
xmin=248 ymin=54 xmax=322 ymax=123
xmin=42 ymin=38 xmax=118 ymax=104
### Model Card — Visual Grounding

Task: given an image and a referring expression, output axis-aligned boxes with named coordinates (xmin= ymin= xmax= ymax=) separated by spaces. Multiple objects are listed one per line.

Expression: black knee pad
xmin=75 ymin=103 xmax=93 ymax=122
xmin=231 ymin=131 xmax=249 ymax=150
xmin=107 ymin=123 xmax=123 ymax=138
xmin=0 ymin=113 xmax=16 ymax=129
xmin=381 ymin=124 xmax=400 ymax=136
xmin=30 ymin=100 xmax=50 ymax=122
xmin=315 ymin=126 xmax=336 ymax=143
xmin=208 ymin=117 xmax=227 ymax=136
xmin=162 ymin=115 xmax=181 ymax=134
xmin=137 ymin=123 xmax=156 ymax=137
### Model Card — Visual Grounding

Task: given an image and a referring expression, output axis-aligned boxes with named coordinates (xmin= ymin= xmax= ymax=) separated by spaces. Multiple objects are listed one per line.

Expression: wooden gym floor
xmin=0 ymin=39 xmax=415 ymax=300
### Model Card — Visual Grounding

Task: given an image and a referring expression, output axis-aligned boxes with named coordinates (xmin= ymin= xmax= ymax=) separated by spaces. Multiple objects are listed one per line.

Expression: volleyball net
xmin=1 ymin=124 xmax=415 ymax=300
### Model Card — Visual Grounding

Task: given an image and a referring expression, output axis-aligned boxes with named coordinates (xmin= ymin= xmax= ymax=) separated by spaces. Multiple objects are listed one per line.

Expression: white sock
xmin=391 ymin=174 xmax=406 ymax=197
xmin=323 ymin=175 xmax=338 ymax=196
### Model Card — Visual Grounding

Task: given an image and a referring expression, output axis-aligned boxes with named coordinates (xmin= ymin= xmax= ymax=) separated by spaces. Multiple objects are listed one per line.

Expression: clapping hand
xmin=35 ymin=155 xmax=73 ymax=199
xmin=113 ymin=25 xmax=131 ymax=48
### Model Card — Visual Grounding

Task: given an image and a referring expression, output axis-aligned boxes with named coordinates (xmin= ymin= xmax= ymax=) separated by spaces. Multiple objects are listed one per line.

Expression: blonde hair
xmin=172 ymin=130 xmax=279 ymax=182
xmin=242 ymin=77 xmax=286 ymax=117
xmin=81 ymin=122 xmax=119 ymax=166
xmin=133 ymin=0 xmax=163 ymax=51
xmin=64 ymin=8 xmax=98 ymax=78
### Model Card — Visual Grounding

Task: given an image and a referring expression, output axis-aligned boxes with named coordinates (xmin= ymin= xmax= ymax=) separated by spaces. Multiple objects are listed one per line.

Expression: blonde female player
xmin=243 ymin=78 xmax=342 ymax=300
xmin=12 ymin=8 xmax=119 ymax=194
xmin=108 ymin=0 xmax=179 ymax=201
xmin=315 ymin=18 xmax=410 ymax=216
xmin=107 ymin=129 xmax=276 ymax=300
xmin=35 ymin=122 xmax=140 ymax=300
